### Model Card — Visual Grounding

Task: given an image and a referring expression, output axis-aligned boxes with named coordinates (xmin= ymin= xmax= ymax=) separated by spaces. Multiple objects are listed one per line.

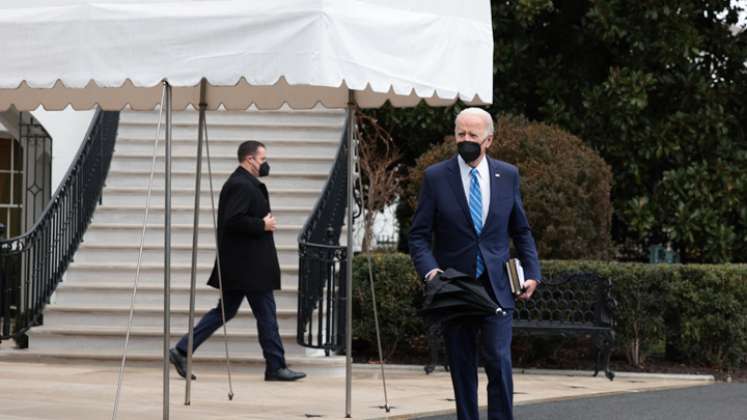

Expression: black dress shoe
xmin=169 ymin=347 xmax=197 ymax=380
xmin=265 ymin=367 xmax=306 ymax=382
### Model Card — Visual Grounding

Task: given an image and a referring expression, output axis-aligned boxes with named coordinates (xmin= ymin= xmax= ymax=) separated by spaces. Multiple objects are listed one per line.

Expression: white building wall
xmin=31 ymin=108 xmax=96 ymax=191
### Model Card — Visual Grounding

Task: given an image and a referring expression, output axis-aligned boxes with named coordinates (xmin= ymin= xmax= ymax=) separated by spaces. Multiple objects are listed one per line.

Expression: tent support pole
xmin=345 ymin=90 xmax=355 ymax=418
xmin=163 ymin=81 xmax=173 ymax=420
xmin=185 ymin=78 xmax=208 ymax=406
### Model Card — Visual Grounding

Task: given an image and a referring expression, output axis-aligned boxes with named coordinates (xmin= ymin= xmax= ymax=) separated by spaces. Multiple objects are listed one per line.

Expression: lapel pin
xmin=495 ymin=172 xmax=501 ymax=178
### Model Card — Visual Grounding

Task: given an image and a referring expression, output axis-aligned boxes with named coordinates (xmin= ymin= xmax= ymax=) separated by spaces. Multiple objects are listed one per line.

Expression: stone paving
xmin=0 ymin=353 xmax=714 ymax=420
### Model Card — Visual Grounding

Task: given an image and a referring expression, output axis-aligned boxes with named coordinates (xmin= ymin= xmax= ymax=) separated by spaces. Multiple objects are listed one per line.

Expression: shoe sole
xmin=264 ymin=375 xmax=306 ymax=382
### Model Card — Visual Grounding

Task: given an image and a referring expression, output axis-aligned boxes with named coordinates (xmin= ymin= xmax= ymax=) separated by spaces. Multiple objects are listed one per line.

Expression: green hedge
xmin=352 ymin=253 xmax=426 ymax=361
xmin=352 ymin=252 xmax=747 ymax=371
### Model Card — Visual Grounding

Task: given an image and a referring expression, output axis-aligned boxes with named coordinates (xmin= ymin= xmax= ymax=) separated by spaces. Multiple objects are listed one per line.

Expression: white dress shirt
xmin=457 ymin=154 xmax=490 ymax=226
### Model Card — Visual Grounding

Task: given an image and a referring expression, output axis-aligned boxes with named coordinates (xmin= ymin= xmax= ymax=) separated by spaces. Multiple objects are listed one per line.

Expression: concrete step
xmin=63 ymin=262 xmax=298 ymax=288
xmin=104 ymin=169 xmax=328 ymax=190
xmin=92 ymin=205 xmax=311 ymax=230
xmin=109 ymin=154 xmax=334 ymax=174
xmin=42 ymin=305 xmax=300 ymax=332
xmin=83 ymin=223 xmax=304 ymax=246
xmin=27 ymin=326 xmax=307 ymax=357
xmin=100 ymin=187 xmax=321 ymax=208
xmin=72 ymin=243 xmax=298 ymax=266
xmin=114 ymin=138 xmax=341 ymax=158
xmin=32 ymin=108 xmax=345 ymax=367
xmin=52 ymin=283 xmax=298 ymax=309
xmin=117 ymin=107 xmax=345 ymax=127
xmin=116 ymin=124 xmax=343 ymax=143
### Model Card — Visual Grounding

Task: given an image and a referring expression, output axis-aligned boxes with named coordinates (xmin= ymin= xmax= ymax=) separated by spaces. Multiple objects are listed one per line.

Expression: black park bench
xmin=425 ymin=271 xmax=617 ymax=381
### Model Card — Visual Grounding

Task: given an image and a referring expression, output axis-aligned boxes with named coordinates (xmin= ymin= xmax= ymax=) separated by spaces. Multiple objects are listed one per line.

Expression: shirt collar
xmin=457 ymin=154 xmax=489 ymax=179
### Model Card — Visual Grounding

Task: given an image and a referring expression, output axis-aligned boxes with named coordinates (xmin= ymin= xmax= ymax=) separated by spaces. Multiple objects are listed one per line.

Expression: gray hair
xmin=455 ymin=107 xmax=494 ymax=139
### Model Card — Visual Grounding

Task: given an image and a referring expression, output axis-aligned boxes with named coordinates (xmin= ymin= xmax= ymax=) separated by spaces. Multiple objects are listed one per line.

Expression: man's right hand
xmin=425 ymin=268 xmax=443 ymax=282
xmin=263 ymin=213 xmax=277 ymax=232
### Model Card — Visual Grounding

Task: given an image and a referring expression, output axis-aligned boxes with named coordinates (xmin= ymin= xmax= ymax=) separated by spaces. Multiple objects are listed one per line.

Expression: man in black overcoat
xmin=169 ymin=140 xmax=305 ymax=382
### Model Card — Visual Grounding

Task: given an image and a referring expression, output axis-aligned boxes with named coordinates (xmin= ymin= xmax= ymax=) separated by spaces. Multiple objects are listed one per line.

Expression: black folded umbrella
xmin=420 ymin=268 xmax=506 ymax=324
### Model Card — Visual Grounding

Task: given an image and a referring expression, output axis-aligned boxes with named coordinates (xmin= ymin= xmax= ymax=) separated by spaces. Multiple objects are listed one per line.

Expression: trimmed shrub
xmin=353 ymin=252 xmax=747 ymax=371
xmin=405 ymin=115 xmax=614 ymax=260
xmin=352 ymin=253 xmax=426 ymax=361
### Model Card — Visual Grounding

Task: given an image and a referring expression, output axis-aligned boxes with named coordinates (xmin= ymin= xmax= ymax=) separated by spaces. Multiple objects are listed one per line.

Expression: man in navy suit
xmin=409 ymin=108 xmax=541 ymax=420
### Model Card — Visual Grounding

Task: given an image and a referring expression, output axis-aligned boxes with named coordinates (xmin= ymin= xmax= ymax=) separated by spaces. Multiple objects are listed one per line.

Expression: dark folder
xmin=505 ymin=258 xmax=526 ymax=296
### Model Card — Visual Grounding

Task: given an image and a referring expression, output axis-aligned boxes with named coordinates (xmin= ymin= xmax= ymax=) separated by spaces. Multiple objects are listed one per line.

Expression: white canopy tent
xmin=0 ymin=0 xmax=492 ymax=110
xmin=0 ymin=1 xmax=493 ymax=418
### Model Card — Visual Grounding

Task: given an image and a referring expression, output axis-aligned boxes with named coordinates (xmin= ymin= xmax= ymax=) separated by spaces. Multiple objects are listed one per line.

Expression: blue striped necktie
xmin=469 ymin=168 xmax=484 ymax=278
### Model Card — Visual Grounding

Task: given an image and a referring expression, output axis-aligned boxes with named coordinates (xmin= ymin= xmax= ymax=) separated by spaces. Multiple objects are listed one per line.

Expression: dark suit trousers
xmin=176 ymin=289 xmax=286 ymax=373
xmin=443 ymin=275 xmax=513 ymax=420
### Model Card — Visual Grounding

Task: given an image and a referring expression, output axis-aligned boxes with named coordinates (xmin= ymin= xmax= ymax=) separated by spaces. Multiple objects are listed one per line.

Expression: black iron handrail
xmin=0 ymin=110 xmax=119 ymax=344
xmin=18 ymin=111 xmax=53 ymax=233
xmin=296 ymin=114 xmax=349 ymax=355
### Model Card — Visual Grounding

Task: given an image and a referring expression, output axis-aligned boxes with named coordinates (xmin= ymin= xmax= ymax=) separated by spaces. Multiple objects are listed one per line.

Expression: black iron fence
xmin=296 ymin=115 xmax=349 ymax=355
xmin=0 ymin=110 xmax=119 ymax=344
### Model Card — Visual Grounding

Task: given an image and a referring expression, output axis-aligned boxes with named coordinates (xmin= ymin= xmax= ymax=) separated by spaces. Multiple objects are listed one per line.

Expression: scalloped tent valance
xmin=0 ymin=0 xmax=493 ymax=111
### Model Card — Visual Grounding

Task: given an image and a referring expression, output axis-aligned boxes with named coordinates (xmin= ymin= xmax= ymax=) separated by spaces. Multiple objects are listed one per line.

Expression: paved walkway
xmin=422 ymin=383 xmax=747 ymax=420
xmin=0 ymin=355 xmax=714 ymax=420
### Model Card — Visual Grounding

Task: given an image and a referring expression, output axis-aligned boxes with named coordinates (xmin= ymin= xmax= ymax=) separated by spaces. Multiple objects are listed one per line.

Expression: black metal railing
xmin=19 ymin=111 xmax=53 ymax=232
xmin=296 ymin=115 xmax=349 ymax=354
xmin=0 ymin=110 xmax=119 ymax=345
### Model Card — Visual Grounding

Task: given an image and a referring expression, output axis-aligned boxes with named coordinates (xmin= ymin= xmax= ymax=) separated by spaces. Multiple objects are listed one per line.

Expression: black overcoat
xmin=207 ymin=166 xmax=281 ymax=292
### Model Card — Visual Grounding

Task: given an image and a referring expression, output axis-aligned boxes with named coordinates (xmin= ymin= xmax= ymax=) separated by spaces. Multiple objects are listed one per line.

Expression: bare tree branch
xmin=356 ymin=109 xmax=402 ymax=252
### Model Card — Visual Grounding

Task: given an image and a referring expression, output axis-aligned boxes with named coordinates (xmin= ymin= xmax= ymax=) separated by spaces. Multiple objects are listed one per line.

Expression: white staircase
xmin=22 ymin=107 xmax=345 ymax=364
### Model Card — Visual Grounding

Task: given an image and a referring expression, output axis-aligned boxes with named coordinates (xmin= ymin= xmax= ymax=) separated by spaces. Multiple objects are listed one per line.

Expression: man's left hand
xmin=518 ymin=279 xmax=539 ymax=301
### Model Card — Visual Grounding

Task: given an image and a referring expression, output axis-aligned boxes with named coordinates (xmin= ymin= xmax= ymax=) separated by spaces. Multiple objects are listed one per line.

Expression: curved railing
xmin=296 ymin=114 xmax=349 ymax=354
xmin=0 ymin=110 xmax=119 ymax=344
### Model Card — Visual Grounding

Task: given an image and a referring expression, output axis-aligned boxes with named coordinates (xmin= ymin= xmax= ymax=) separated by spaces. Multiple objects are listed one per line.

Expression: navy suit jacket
xmin=409 ymin=155 xmax=541 ymax=309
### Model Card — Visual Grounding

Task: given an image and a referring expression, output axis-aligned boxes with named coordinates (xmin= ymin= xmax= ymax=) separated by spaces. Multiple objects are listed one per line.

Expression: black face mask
xmin=457 ymin=140 xmax=482 ymax=164
xmin=258 ymin=161 xmax=270 ymax=177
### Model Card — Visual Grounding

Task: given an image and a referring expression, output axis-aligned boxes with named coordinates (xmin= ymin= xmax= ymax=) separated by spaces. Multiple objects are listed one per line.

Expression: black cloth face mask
xmin=258 ymin=161 xmax=270 ymax=177
xmin=457 ymin=140 xmax=483 ymax=164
